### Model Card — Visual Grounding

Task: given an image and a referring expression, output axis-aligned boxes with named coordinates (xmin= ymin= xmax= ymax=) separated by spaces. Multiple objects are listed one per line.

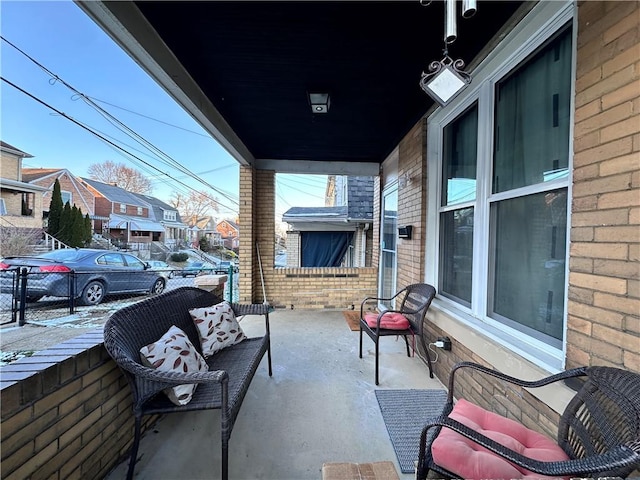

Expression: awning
xmin=108 ymin=214 xmax=165 ymax=232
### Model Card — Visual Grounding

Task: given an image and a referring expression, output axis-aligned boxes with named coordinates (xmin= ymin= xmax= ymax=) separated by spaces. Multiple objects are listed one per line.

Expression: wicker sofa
xmin=417 ymin=362 xmax=640 ymax=479
xmin=103 ymin=287 xmax=272 ymax=480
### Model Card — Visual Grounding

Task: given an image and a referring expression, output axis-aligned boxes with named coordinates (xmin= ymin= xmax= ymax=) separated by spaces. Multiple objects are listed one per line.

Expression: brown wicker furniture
xmin=359 ymin=283 xmax=436 ymax=385
xmin=417 ymin=361 xmax=640 ymax=479
xmin=103 ymin=287 xmax=272 ymax=480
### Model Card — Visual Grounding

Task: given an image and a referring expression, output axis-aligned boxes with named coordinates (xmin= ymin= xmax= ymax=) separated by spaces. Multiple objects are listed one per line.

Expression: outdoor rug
xmin=375 ymin=389 xmax=448 ymax=473
xmin=342 ymin=310 xmax=360 ymax=331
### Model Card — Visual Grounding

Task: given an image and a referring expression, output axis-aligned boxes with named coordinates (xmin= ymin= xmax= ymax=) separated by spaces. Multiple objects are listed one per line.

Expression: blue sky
xmin=0 ymin=0 xmax=327 ymax=221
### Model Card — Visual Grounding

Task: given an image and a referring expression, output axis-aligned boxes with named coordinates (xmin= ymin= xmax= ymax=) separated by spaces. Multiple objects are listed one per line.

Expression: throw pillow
xmin=189 ymin=301 xmax=247 ymax=357
xmin=140 ymin=325 xmax=208 ymax=406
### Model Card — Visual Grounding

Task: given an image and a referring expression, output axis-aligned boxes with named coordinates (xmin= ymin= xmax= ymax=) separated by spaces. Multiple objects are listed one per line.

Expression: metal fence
xmin=0 ymin=268 xmax=238 ymax=326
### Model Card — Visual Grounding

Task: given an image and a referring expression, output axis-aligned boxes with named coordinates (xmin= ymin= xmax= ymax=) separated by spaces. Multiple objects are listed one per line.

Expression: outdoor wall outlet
xmin=437 ymin=336 xmax=452 ymax=351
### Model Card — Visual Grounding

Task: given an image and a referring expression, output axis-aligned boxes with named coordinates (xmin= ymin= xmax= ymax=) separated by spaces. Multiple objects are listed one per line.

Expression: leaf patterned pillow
xmin=140 ymin=325 xmax=208 ymax=406
xmin=189 ymin=301 xmax=247 ymax=357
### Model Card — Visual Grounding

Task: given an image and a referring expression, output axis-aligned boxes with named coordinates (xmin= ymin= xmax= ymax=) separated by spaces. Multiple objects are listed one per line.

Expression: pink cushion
xmin=431 ymin=399 xmax=569 ymax=480
xmin=364 ymin=312 xmax=410 ymax=330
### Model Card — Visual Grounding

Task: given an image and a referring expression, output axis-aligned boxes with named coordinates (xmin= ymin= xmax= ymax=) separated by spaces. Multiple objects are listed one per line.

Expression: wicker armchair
xmin=103 ymin=287 xmax=272 ymax=480
xmin=417 ymin=362 xmax=640 ymax=479
xmin=359 ymin=283 xmax=436 ymax=385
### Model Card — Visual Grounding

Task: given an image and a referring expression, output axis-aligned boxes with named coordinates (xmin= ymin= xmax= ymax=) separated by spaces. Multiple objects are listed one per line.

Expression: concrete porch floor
xmin=105 ymin=308 xmax=446 ymax=480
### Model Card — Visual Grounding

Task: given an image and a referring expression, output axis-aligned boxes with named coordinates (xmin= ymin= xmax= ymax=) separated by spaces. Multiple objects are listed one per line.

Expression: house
xmin=185 ymin=215 xmax=220 ymax=248
xmin=215 ymin=219 xmax=239 ymax=251
xmin=0 ymin=141 xmax=48 ymax=230
xmin=22 ymin=168 xmax=99 ymax=229
xmin=80 ymin=177 xmax=163 ymax=250
xmin=4 ymin=2 xmax=634 ymax=477
xmin=133 ymin=192 xmax=188 ymax=249
xmin=282 ymin=176 xmax=374 ymax=267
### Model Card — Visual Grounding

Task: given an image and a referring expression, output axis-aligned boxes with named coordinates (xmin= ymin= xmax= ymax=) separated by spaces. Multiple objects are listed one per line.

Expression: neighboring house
xmin=215 ymin=219 xmax=239 ymax=251
xmin=283 ymin=176 xmax=374 ymax=268
xmin=186 ymin=215 xmax=220 ymax=248
xmin=22 ymin=168 xmax=100 ymax=233
xmin=80 ymin=178 xmax=163 ymax=247
xmin=133 ymin=193 xmax=188 ymax=248
xmin=0 ymin=141 xmax=48 ymax=230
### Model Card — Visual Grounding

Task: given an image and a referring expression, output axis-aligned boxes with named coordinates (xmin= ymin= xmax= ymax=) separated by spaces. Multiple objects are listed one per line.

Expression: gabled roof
xmin=132 ymin=192 xmax=185 ymax=225
xmin=81 ymin=177 xmax=149 ymax=208
xmin=21 ymin=168 xmax=61 ymax=182
xmin=283 ymin=206 xmax=348 ymax=223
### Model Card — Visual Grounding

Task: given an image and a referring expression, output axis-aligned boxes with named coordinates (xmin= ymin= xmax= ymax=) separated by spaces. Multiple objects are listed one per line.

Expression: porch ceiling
xmin=77 ymin=1 xmax=524 ymax=174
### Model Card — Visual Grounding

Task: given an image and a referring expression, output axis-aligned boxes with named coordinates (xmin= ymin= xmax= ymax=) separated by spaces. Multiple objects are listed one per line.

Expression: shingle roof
xmin=21 ymin=168 xmax=61 ymax=182
xmin=81 ymin=178 xmax=149 ymax=207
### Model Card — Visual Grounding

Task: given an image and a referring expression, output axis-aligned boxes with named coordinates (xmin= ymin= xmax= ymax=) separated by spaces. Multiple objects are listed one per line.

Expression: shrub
xmin=170 ymin=252 xmax=189 ymax=262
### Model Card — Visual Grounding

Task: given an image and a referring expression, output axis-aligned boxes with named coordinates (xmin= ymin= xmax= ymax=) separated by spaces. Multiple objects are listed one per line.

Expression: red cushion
xmin=431 ymin=399 xmax=570 ymax=480
xmin=364 ymin=312 xmax=410 ymax=330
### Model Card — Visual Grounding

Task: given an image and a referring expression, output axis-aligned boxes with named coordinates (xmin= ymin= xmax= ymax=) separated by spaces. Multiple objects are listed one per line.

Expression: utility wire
xmin=1 ymin=76 xmax=239 ymax=214
xmin=87 ymin=95 xmax=211 ymax=138
xmin=1 ymin=35 xmax=238 ymax=209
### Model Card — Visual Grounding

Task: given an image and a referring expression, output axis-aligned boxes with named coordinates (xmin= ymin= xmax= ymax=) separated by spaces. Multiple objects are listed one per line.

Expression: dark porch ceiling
xmin=79 ymin=1 xmax=525 ymax=172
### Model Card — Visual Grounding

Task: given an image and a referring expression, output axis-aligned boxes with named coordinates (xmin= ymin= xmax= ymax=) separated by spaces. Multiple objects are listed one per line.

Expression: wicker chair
xmin=103 ymin=287 xmax=272 ymax=480
xmin=359 ymin=283 xmax=436 ymax=385
xmin=417 ymin=362 xmax=640 ymax=479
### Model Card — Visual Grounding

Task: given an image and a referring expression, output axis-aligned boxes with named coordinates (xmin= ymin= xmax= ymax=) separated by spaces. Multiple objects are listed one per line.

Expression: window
xmin=61 ymin=191 xmax=72 ymax=205
xmin=0 ymin=198 xmax=6 ymax=215
xmin=164 ymin=210 xmax=177 ymax=221
xmin=137 ymin=207 xmax=143 ymax=216
xmin=439 ymin=105 xmax=477 ymax=307
xmin=21 ymin=193 xmax=33 ymax=216
xmin=431 ymin=15 xmax=573 ymax=356
xmin=119 ymin=204 xmax=126 ymax=213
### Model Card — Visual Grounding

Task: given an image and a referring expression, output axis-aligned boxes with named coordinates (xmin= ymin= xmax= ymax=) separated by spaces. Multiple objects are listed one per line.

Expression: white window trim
xmin=425 ymin=0 xmax=576 ymax=373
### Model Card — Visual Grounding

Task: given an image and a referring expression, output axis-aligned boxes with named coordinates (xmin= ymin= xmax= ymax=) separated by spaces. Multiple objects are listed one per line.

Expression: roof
xmin=81 ymin=178 xmax=149 ymax=207
xmin=133 ymin=192 xmax=185 ymax=224
xmin=0 ymin=141 xmax=33 ymax=158
xmin=21 ymin=168 xmax=62 ymax=182
xmin=283 ymin=206 xmax=348 ymax=223
xmin=77 ymin=1 xmax=526 ymax=173
xmin=107 ymin=214 xmax=164 ymax=232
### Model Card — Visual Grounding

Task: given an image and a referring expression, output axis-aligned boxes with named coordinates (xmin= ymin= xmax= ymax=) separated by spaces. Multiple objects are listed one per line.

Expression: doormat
xmin=342 ymin=310 xmax=361 ymax=331
xmin=375 ymin=389 xmax=448 ymax=473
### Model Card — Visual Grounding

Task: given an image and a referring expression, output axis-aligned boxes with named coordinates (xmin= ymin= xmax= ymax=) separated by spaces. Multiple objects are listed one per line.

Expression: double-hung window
xmin=430 ymin=2 xmax=573 ymax=362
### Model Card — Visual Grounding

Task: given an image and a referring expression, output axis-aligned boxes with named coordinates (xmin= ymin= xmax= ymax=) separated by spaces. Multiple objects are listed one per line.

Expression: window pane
xmin=381 ymin=195 xmax=397 ymax=252
xmin=493 ymin=28 xmax=572 ymax=193
xmin=442 ymin=105 xmax=478 ymax=206
xmin=490 ymin=189 xmax=567 ymax=344
xmin=440 ymin=207 xmax=473 ymax=306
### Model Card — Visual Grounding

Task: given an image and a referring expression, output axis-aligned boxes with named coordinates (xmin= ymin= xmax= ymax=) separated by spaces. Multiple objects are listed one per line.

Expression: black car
xmin=0 ymin=248 xmax=166 ymax=305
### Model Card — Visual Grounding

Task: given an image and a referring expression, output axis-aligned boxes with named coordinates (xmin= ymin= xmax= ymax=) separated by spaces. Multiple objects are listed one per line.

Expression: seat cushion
xmin=431 ymin=399 xmax=570 ymax=480
xmin=139 ymin=325 xmax=209 ymax=406
xmin=364 ymin=312 xmax=410 ymax=330
xmin=189 ymin=301 xmax=247 ymax=357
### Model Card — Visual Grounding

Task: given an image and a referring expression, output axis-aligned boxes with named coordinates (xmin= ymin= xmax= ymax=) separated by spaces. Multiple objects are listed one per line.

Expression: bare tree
xmin=170 ymin=190 xmax=218 ymax=224
xmin=87 ymin=160 xmax=152 ymax=194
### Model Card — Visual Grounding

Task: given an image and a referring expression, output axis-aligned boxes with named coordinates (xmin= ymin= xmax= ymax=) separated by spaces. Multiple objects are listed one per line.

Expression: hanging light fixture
xmin=419 ymin=0 xmax=475 ymax=107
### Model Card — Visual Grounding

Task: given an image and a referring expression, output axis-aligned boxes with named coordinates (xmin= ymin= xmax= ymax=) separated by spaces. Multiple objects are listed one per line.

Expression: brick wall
xmin=239 ymin=166 xmax=378 ymax=308
xmin=397 ymin=120 xmax=428 ymax=288
xmin=568 ymin=0 xmax=640 ymax=371
xmin=0 ymin=332 xmax=148 ymax=479
xmin=33 ymin=172 xmax=96 ymax=216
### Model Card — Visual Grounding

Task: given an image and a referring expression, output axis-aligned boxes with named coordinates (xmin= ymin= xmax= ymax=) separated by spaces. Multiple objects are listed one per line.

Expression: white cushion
xmin=140 ymin=325 xmax=208 ymax=406
xmin=189 ymin=301 xmax=247 ymax=357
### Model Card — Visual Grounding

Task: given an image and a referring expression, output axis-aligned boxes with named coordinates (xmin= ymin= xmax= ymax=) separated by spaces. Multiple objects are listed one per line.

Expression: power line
xmin=1 ymin=76 xmax=240 ymax=214
xmin=1 ymin=35 xmax=239 ymax=211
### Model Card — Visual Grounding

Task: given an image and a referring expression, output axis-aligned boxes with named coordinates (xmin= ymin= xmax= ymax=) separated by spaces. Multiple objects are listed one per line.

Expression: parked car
xmin=0 ymin=248 xmax=165 ymax=305
xmin=180 ymin=261 xmax=216 ymax=277
xmin=146 ymin=260 xmax=177 ymax=279
xmin=215 ymin=261 xmax=239 ymax=274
